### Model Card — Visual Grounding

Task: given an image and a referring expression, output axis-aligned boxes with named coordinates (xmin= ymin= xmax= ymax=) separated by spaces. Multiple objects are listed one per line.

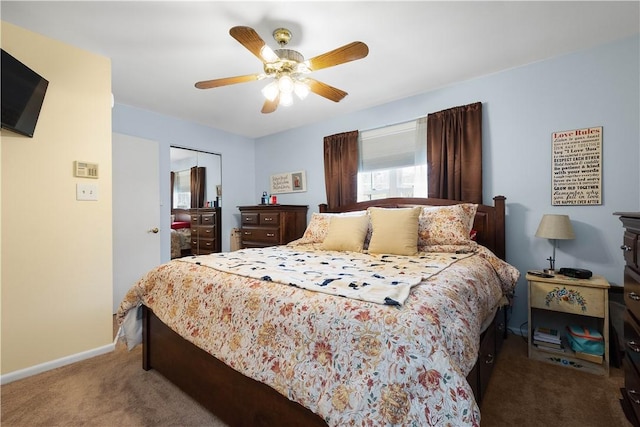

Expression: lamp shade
xmin=535 ymin=214 xmax=575 ymax=240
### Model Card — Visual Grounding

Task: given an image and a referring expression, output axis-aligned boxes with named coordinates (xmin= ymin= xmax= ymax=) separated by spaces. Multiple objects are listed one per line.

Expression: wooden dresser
xmin=616 ymin=212 xmax=640 ymax=426
xmin=190 ymin=207 xmax=222 ymax=255
xmin=239 ymin=205 xmax=308 ymax=248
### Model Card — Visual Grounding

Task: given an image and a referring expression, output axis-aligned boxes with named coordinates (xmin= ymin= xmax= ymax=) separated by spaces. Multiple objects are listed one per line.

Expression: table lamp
xmin=535 ymin=214 xmax=575 ymax=274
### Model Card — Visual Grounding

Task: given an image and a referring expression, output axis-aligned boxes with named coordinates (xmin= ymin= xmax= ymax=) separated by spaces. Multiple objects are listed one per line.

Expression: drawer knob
xmin=627 ymin=340 xmax=640 ymax=353
xmin=485 ymin=353 xmax=494 ymax=365
xmin=629 ymin=292 xmax=640 ymax=301
xmin=628 ymin=389 xmax=640 ymax=405
xmin=266 ymin=233 xmax=275 ymax=237
xmin=264 ymin=217 xmax=273 ymax=221
xmin=621 ymin=245 xmax=633 ymax=252
xmin=244 ymin=231 xmax=252 ymax=236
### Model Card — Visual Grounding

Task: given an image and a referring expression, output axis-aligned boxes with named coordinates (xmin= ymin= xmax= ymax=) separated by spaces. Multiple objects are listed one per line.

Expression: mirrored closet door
xmin=170 ymin=147 xmax=222 ymax=258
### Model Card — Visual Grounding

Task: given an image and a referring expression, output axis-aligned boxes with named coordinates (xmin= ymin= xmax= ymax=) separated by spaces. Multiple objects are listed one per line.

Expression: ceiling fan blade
xmin=307 ymin=41 xmax=369 ymax=71
xmin=195 ymin=74 xmax=259 ymax=89
xmin=229 ymin=26 xmax=275 ymax=63
xmin=261 ymin=95 xmax=279 ymax=114
xmin=306 ymin=78 xmax=348 ymax=102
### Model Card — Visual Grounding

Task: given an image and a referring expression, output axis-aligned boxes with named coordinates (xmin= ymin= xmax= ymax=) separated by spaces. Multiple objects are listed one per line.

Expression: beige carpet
xmin=0 ymin=328 xmax=630 ymax=426
xmin=481 ymin=336 xmax=630 ymax=427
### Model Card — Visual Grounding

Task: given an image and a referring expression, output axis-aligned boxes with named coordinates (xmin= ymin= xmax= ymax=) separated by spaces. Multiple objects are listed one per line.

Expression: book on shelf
xmin=533 ymin=326 xmax=561 ymax=344
xmin=534 ymin=343 xmax=567 ymax=354
xmin=533 ymin=339 xmax=563 ymax=349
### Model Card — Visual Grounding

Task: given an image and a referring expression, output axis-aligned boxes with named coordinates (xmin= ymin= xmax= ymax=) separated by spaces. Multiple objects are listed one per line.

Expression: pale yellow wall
xmin=1 ymin=21 xmax=113 ymax=374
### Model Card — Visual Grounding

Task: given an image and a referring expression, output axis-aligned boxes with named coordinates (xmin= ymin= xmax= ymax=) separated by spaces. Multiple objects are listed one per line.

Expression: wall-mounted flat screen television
xmin=1 ymin=49 xmax=49 ymax=137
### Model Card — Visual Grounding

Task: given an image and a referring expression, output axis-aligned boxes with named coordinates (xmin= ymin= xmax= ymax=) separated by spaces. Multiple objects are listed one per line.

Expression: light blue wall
xmin=112 ymin=104 xmax=256 ymax=256
xmin=112 ymin=36 xmax=638 ymax=332
xmin=255 ymin=35 xmax=640 ymax=332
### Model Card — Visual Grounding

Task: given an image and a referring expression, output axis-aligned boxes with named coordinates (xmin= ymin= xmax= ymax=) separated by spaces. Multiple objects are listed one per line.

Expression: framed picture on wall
xmin=270 ymin=170 xmax=307 ymax=194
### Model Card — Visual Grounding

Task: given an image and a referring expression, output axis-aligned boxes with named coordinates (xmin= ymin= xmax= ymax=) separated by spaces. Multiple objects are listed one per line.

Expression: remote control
xmin=527 ymin=270 xmax=554 ymax=278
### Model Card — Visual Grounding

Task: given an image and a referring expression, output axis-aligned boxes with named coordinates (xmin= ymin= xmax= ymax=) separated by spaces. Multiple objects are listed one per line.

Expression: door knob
xmin=148 ymin=227 xmax=159 ymax=234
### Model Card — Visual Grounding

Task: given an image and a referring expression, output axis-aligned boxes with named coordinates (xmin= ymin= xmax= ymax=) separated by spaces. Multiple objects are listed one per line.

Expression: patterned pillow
xmin=296 ymin=211 xmax=368 ymax=244
xmin=417 ymin=204 xmax=478 ymax=249
xmin=367 ymin=207 xmax=422 ymax=255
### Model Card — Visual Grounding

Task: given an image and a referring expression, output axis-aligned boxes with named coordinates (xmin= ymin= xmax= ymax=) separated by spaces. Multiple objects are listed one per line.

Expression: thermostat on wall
xmin=74 ymin=161 xmax=99 ymax=178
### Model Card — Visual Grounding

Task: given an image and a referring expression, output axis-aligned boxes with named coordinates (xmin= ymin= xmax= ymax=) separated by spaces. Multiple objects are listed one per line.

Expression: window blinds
xmin=359 ymin=120 xmax=425 ymax=172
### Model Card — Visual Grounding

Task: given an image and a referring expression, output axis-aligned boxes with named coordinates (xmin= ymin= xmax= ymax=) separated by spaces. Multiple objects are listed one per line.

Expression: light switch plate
xmin=76 ymin=183 xmax=98 ymax=201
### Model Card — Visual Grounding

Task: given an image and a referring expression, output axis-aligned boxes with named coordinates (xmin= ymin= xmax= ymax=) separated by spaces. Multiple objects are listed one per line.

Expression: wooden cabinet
xmin=239 ymin=205 xmax=308 ymax=248
xmin=527 ymin=273 xmax=610 ymax=376
xmin=615 ymin=212 xmax=640 ymax=426
xmin=190 ymin=207 xmax=221 ymax=255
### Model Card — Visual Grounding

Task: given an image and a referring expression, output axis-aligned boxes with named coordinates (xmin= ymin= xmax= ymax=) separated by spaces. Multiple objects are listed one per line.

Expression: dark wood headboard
xmin=319 ymin=196 xmax=506 ymax=260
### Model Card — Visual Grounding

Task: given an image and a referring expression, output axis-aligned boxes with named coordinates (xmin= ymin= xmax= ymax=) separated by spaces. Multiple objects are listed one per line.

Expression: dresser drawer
xmin=241 ymin=227 xmax=279 ymax=244
xmin=624 ymin=230 xmax=639 ymax=269
xmin=241 ymin=213 xmax=259 ymax=225
xmin=190 ymin=213 xmax=201 ymax=225
xmin=198 ymin=238 xmax=217 ymax=252
xmin=198 ymin=226 xmax=216 ymax=239
xmin=201 ymin=213 xmax=216 ymax=225
xmin=529 ymin=280 xmax=605 ymax=317
xmin=624 ymin=359 xmax=640 ymax=423
xmin=626 ymin=266 xmax=640 ymax=323
xmin=260 ymin=212 xmax=280 ymax=225
xmin=625 ymin=311 xmax=640 ymax=374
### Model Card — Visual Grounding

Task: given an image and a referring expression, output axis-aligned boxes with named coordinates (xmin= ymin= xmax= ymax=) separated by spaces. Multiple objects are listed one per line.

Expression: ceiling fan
xmin=195 ymin=26 xmax=369 ymax=113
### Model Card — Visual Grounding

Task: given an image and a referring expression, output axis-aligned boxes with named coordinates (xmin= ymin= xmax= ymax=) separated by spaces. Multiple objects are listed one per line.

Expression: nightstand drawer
xmin=530 ymin=281 xmax=605 ymax=317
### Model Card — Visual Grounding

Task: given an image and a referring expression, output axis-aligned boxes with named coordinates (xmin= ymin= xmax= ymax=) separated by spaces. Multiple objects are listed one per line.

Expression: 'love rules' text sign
xmin=551 ymin=126 xmax=602 ymax=206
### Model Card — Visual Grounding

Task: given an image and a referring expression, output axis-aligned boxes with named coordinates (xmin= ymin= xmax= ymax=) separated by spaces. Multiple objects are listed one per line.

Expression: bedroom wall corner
xmin=1 ymin=22 xmax=113 ymax=375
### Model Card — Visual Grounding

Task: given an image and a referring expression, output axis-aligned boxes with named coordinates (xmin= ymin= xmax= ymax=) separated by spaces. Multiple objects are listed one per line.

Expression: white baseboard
xmin=1 ymin=342 xmax=115 ymax=385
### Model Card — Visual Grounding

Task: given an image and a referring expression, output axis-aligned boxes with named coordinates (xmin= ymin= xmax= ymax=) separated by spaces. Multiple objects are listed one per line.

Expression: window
xmin=357 ymin=118 xmax=427 ymax=201
xmin=173 ymin=169 xmax=191 ymax=208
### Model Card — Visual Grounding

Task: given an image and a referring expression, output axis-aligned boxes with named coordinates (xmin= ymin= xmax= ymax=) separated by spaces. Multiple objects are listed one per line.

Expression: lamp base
xmin=543 ymin=268 xmax=556 ymax=275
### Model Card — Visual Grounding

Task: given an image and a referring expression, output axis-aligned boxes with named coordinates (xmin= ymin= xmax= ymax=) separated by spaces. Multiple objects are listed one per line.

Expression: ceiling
xmin=2 ymin=1 xmax=638 ymax=139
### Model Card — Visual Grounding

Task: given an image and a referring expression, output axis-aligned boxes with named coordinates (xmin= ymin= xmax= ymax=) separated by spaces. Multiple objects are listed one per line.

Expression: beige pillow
xmin=367 ymin=207 xmax=421 ymax=255
xmin=321 ymin=214 xmax=370 ymax=252
xmin=296 ymin=211 xmax=368 ymax=244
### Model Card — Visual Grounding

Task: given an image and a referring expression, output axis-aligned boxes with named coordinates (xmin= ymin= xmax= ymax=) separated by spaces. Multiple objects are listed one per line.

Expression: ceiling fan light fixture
xmin=294 ymin=80 xmax=310 ymax=100
xmin=261 ymin=81 xmax=279 ymax=101
xmin=278 ymin=75 xmax=294 ymax=93
xmin=260 ymin=45 xmax=279 ymax=63
xmin=279 ymin=91 xmax=294 ymax=107
xmin=197 ymin=26 xmax=369 ymax=113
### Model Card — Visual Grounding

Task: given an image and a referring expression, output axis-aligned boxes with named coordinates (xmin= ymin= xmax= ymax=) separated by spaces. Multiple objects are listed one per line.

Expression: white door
xmin=112 ymin=133 xmax=161 ymax=313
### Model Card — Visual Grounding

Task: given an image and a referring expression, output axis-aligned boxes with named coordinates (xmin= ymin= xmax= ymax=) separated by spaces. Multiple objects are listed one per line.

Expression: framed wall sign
xmin=551 ymin=126 xmax=602 ymax=206
xmin=270 ymin=170 xmax=307 ymax=194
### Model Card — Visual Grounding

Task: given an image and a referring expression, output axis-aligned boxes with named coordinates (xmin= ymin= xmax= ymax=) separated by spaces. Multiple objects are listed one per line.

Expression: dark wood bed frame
xmin=143 ymin=196 xmax=508 ymax=426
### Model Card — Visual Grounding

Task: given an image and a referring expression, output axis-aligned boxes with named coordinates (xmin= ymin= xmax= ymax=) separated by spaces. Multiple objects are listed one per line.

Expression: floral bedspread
xmin=117 ymin=244 xmax=519 ymax=426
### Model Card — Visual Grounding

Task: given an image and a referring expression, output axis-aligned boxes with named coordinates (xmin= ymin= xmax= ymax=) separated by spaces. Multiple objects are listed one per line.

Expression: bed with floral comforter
xmin=117 ymin=239 xmax=518 ymax=426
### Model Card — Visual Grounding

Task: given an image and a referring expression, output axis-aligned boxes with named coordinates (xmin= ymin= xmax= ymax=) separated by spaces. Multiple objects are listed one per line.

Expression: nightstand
xmin=527 ymin=272 xmax=610 ymax=376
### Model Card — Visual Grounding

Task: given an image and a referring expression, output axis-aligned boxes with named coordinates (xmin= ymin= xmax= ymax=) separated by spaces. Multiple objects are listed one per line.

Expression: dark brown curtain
xmin=170 ymin=171 xmax=175 ymax=210
xmin=190 ymin=166 xmax=206 ymax=208
xmin=323 ymin=130 xmax=359 ymax=209
xmin=426 ymin=102 xmax=483 ymax=204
